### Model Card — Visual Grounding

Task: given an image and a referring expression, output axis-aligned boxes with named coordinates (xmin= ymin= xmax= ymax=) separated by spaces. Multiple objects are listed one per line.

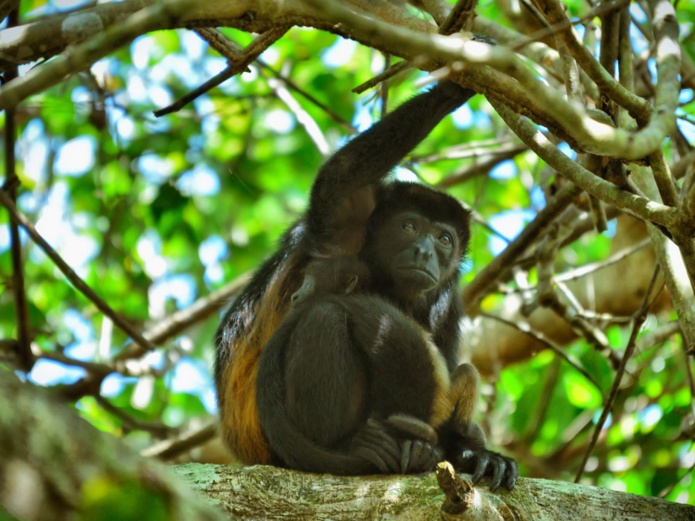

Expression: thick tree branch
xmin=174 ymin=463 xmax=695 ymax=520
xmin=299 ymin=0 xmax=678 ymax=160
xmin=0 ymin=372 xmax=225 ymax=520
xmin=0 ymin=0 xmax=680 ymax=160
xmin=0 ymin=0 xmax=193 ymax=110
xmin=489 ymin=101 xmax=677 ymax=228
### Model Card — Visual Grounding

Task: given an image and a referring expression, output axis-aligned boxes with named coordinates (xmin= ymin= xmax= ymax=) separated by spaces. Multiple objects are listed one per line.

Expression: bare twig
xmin=115 ymin=273 xmax=250 ymax=361
xmin=554 ymin=239 xmax=651 ymax=283
xmin=463 ymin=183 xmax=583 ymax=314
xmin=268 ymin=76 xmax=330 ymax=156
xmin=481 ymin=312 xmax=604 ymax=394
xmin=195 ymin=27 xmax=355 ymax=133
xmin=523 ymin=358 xmax=561 ymax=443
xmin=0 ymin=189 xmax=158 ymax=356
xmin=436 ymin=144 xmax=528 ymax=188
xmin=575 ymin=266 xmax=662 ymax=482
xmin=1 ymin=7 xmax=31 ymax=373
xmin=142 ymin=421 xmax=217 ymax=460
xmin=95 ymin=395 xmax=174 ymax=437
xmin=154 ymin=27 xmax=289 ymax=117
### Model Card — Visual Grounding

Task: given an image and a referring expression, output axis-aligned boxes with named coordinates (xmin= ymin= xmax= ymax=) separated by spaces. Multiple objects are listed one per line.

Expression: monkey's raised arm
xmin=307 ymin=81 xmax=476 ymax=249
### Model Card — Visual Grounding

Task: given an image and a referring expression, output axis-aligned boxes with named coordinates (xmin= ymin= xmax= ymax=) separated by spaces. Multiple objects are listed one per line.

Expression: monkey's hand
xmin=457 ymin=448 xmax=517 ymax=492
xmin=449 ymin=422 xmax=518 ymax=491
xmin=350 ymin=415 xmax=443 ymax=474
xmin=386 ymin=413 xmax=443 ymax=473
xmin=436 ymin=80 xmax=476 ymax=103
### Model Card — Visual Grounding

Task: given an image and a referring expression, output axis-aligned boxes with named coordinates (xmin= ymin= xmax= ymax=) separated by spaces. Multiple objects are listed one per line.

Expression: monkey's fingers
xmin=488 ymin=457 xmax=507 ymax=492
xmin=461 ymin=449 xmax=490 ymax=485
xmin=353 ymin=446 xmax=394 ymax=474
xmin=410 ymin=440 xmax=424 ymax=470
xmin=352 ymin=419 xmax=402 ymax=472
xmin=385 ymin=413 xmax=438 ymax=445
xmin=400 ymin=440 xmax=413 ymax=473
xmin=400 ymin=440 xmax=443 ymax=473
xmin=414 ymin=441 xmax=443 ymax=471
xmin=361 ymin=419 xmax=402 ymax=460
xmin=460 ymin=450 xmax=518 ymax=491
xmin=503 ymin=457 xmax=519 ymax=490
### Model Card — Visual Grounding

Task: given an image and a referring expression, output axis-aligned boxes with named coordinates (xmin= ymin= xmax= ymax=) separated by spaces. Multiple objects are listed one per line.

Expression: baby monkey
xmin=286 ymin=256 xmax=488 ymax=476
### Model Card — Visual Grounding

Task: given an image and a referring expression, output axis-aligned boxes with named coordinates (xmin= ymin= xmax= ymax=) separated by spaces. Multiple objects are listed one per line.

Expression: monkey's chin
xmin=396 ymin=267 xmax=438 ymax=291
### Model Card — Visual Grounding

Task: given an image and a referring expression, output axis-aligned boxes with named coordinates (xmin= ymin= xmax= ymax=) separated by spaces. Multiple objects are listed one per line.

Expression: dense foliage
xmin=1 ymin=0 xmax=694 ymax=510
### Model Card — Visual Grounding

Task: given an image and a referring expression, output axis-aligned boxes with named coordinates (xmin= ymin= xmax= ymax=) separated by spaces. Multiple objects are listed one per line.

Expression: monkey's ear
xmin=343 ymin=275 xmax=360 ymax=295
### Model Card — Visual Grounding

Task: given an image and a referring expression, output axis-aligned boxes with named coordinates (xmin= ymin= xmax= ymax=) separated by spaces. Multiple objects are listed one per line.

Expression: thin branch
xmin=95 ymin=395 xmax=174 ymax=437
xmin=1 ymin=6 xmax=31 ymax=373
xmin=523 ymin=358 xmax=561 ymax=444
xmin=352 ymin=61 xmax=411 ymax=94
xmin=153 ymin=27 xmax=289 ymax=117
xmin=462 ymin=183 xmax=583 ymax=314
xmin=0 ymin=189 xmax=159 ymax=357
xmin=481 ymin=312 xmax=604 ymax=394
xmin=554 ymin=239 xmax=651 ymax=284
xmin=32 ymin=348 xmax=113 ymax=378
xmin=436 ymin=144 xmax=528 ymax=188
xmin=268 ymin=75 xmax=330 ymax=156
xmin=195 ymin=27 xmax=355 ymax=133
xmin=115 ymin=273 xmax=250 ymax=361
xmin=658 ymin=450 xmax=695 ymax=500
xmin=684 ymin=346 xmax=695 ymax=420
xmin=142 ymin=421 xmax=217 ymax=460
xmin=544 ymin=287 xmax=613 ymax=361
xmin=575 ymin=266 xmax=662 ymax=482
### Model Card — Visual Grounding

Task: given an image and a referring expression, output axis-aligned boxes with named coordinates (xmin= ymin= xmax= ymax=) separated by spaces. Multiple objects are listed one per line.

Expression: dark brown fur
xmin=215 ymin=81 xmax=517 ymax=490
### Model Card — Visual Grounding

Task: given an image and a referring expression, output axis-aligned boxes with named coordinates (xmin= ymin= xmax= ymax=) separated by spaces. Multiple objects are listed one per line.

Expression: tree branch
xmin=0 ymin=188 xmax=159 ymax=358
xmin=174 ymin=462 xmax=695 ymax=520
xmin=489 ymin=101 xmax=677 ymax=228
xmin=0 ymin=0 xmax=194 ymax=110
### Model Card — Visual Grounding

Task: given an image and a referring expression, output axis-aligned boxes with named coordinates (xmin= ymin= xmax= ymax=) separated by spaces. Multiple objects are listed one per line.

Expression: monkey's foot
xmin=351 ymin=417 xmax=443 ymax=474
xmin=457 ymin=449 xmax=518 ymax=491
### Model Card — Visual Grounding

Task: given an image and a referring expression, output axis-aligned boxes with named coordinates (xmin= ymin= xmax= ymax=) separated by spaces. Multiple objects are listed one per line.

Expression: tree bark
xmin=0 ymin=372 xmax=224 ymax=521
xmin=174 ymin=462 xmax=695 ymax=521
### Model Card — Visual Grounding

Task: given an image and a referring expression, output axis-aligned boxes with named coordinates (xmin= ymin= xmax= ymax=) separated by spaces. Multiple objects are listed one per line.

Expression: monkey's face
xmin=372 ymin=211 xmax=459 ymax=299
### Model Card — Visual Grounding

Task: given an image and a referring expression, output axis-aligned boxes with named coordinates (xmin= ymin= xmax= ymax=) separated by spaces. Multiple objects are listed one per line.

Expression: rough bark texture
xmin=174 ymin=463 xmax=695 ymax=521
xmin=0 ymin=372 xmax=225 ymax=521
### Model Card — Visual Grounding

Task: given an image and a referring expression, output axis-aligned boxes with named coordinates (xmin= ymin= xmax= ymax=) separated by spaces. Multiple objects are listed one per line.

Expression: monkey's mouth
xmin=398 ymin=266 xmax=437 ymax=283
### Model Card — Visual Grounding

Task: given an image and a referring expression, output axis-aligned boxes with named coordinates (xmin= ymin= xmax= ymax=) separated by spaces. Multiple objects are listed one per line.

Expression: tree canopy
xmin=1 ymin=0 xmax=695 ymax=515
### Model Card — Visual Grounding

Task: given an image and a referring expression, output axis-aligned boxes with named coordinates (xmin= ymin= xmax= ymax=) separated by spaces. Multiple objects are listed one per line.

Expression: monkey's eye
xmin=438 ymin=233 xmax=453 ymax=247
xmin=401 ymin=220 xmax=417 ymax=234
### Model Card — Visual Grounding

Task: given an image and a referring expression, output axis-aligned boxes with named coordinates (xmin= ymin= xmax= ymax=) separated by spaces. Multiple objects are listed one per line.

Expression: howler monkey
xmin=215 ymin=80 xmax=517 ymax=489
